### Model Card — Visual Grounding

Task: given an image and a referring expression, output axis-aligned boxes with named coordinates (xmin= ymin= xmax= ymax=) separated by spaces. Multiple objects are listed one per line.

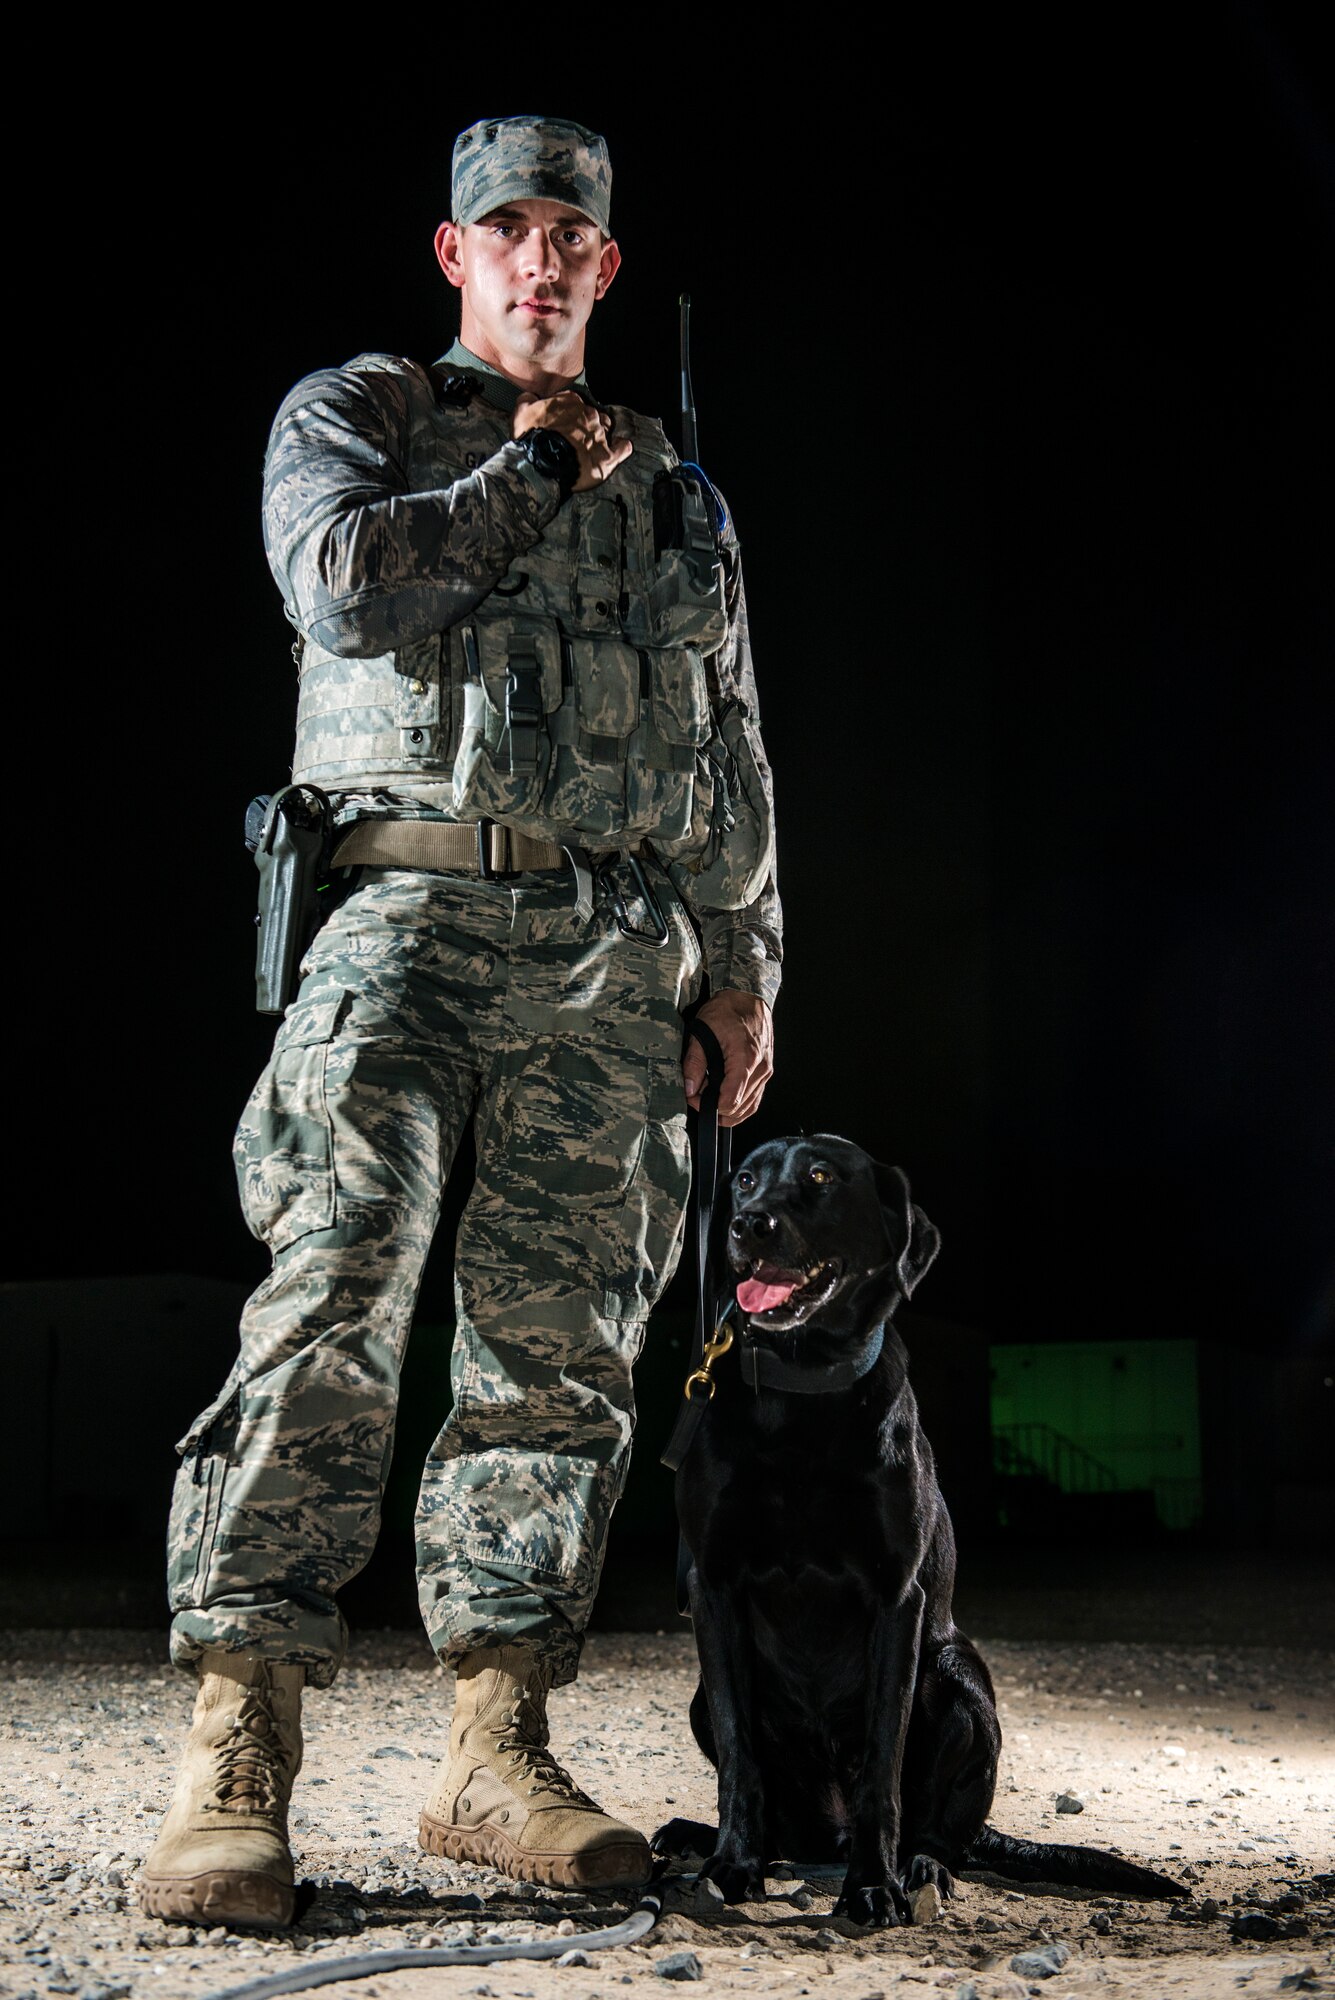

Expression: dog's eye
xmin=735 ymin=1170 xmax=755 ymax=1191
xmin=808 ymin=1166 xmax=834 ymax=1185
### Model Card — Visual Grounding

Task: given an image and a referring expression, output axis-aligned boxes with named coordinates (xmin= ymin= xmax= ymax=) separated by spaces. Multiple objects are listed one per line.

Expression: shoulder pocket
xmin=681 ymin=698 xmax=776 ymax=910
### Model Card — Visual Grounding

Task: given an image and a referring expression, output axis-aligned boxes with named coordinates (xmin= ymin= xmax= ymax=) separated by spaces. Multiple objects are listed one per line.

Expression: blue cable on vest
xmin=678 ymin=461 xmax=727 ymax=536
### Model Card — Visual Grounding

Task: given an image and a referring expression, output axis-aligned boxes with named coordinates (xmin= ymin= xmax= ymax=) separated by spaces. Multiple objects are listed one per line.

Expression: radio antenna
xmin=679 ymin=292 xmax=698 ymax=466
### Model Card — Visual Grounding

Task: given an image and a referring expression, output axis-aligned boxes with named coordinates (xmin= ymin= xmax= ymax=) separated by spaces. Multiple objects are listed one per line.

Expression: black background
xmin=22 ymin=13 xmax=1332 ymax=1379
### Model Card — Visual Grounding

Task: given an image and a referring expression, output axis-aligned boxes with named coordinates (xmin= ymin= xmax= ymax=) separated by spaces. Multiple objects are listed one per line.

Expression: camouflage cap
xmin=451 ymin=115 xmax=612 ymax=234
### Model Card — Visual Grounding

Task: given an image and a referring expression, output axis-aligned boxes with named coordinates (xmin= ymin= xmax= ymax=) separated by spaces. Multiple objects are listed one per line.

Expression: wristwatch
xmin=518 ymin=426 xmax=580 ymax=498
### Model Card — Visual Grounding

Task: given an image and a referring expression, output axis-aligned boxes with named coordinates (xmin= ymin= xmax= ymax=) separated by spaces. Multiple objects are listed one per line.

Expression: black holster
xmin=247 ymin=785 xmax=332 ymax=1015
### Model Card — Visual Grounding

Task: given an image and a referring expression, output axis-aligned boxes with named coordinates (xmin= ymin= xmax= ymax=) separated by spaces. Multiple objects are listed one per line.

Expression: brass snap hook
xmin=682 ymin=1320 xmax=735 ymax=1403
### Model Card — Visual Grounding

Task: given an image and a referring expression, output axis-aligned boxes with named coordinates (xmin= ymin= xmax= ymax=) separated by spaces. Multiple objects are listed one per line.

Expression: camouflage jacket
xmin=261 ymin=342 xmax=782 ymax=1007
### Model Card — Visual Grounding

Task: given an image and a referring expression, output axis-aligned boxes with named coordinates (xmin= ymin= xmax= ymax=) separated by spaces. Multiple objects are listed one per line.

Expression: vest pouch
xmin=542 ymin=635 xmax=639 ymax=839
xmin=451 ymin=614 xmax=562 ymax=823
xmin=677 ymin=696 xmax=775 ymax=910
xmin=649 ymin=646 xmax=710 ymax=748
xmin=393 ymin=634 xmax=443 ymax=760
xmin=647 ymin=473 xmax=730 ymax=649
xmin=571 ymin=634 xmax=640 ymax=741
xmin=626 ymin=646 xmax=713 ymax=847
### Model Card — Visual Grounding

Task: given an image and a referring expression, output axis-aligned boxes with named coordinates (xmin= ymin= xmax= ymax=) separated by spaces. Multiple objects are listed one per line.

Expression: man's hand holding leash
xmin=684 ymin=990 xmax=774 ymax=1127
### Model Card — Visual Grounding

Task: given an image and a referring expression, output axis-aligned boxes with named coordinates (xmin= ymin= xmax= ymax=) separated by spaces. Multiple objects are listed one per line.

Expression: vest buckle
xmin=504 ymin=643 xmax=543 ymax=774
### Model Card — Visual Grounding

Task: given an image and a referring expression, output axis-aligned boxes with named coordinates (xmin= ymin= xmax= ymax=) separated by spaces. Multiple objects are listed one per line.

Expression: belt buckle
xmin=475 ymin=818 xmax=513 ymax=881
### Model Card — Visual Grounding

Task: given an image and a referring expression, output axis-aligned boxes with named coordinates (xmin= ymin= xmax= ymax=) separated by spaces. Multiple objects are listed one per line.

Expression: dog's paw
xmin=834 ymin=1876 xmax=912 ymax=1928
xmin=650 ymin=1816 xmax=717 ymax=1860
xmin=700 ymin=1851 xmax=766 ymax=1904
xmin=903 ymin=1852 xmax=955 ymax=1901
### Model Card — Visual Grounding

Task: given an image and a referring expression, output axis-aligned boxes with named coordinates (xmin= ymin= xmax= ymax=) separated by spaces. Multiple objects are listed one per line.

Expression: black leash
xmin=660 ymin=1016 xmax=732 ymax=1612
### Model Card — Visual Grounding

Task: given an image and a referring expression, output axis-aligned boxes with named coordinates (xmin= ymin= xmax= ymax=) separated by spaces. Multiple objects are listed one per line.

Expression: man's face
xmin=435 ymin=197 xmax=620 ymax=385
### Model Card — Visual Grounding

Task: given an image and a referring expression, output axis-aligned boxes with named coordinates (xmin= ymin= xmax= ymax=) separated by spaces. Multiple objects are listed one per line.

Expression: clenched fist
xmin=514 ymin=390 xmax=632 ymax=492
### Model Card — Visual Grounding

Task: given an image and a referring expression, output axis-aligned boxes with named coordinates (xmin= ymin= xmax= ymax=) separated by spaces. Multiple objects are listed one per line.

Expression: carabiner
xmin=599 ymin=850 xmax=671 ymax=947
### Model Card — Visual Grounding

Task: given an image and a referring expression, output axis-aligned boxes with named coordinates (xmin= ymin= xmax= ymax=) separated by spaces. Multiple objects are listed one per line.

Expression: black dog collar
xmin=739 ymin=1325 xmax=885 ymax=1394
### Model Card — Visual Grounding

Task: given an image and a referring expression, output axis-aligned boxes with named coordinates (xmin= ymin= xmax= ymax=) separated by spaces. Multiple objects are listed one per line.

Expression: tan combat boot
xmin=138 ymin=1650 xmax=304 ymax=1928
xmin=419 ymin=1644 xmax=651 ymax=1889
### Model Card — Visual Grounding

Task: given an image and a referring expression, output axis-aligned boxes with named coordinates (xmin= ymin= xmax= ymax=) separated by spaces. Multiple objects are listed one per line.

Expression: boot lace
xmin=209 ymin=1675 xmax=293 ymax=1816
xmin=493 ymin=1693 xmax=597 ymax=1810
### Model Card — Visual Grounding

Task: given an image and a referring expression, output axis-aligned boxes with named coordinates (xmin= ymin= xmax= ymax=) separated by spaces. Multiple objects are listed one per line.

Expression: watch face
xmin=526 ymin=428 xmax=575 ymax=489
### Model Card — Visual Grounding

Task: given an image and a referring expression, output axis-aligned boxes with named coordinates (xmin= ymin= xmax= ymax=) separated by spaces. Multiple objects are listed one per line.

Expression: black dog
xmin=656 ymin=1133 xmax=1177 ymax=1926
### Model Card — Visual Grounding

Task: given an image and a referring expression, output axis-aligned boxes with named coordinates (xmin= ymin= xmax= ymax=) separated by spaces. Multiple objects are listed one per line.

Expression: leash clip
xmin=682 ymin=1301 xmax=737 ymax=1403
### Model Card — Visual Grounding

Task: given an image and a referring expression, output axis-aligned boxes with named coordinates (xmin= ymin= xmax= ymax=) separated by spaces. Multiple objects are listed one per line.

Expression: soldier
xmin=140 ymin=114 xmax=782 ymax=1928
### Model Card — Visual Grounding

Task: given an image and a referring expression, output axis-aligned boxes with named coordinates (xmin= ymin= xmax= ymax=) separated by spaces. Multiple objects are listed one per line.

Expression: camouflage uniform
xmin=166 ymin=117 xmax=781 ymax=1692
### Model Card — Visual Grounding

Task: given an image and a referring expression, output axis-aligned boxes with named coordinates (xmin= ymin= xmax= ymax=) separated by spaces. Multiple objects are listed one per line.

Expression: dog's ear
xmin=871 ymin=1160 xmax=942 ymax=1299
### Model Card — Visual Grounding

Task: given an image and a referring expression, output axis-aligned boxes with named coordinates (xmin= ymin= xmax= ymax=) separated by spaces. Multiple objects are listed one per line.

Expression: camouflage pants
xmin=167 ymin=863 xmax=700 ymax=1688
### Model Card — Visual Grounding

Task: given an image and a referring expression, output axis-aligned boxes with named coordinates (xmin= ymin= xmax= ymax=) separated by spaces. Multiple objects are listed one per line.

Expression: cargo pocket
xmin=498 ymin=1039 xmax=653 ymax=1216
xmin=234 ymin=991 xmax=348 ymax=1251
xmin=166 ymin=1370 xmax=243 ymax=1610
xmin=452 ymin=1459 xmax=616 ymax=1601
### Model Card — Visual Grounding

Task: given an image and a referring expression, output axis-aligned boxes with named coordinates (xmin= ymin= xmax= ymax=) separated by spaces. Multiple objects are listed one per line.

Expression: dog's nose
xmin=730 ymin=1209 xmax=776 ymax=1241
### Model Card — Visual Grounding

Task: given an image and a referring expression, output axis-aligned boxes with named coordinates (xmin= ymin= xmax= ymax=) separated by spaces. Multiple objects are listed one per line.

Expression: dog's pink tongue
xmin=737 ymin=1276 xmax=798 ymax=1314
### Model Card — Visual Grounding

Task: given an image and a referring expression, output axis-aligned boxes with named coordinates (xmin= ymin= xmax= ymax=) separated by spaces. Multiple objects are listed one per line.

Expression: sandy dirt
xmin=1 ymin=1625 xmax=1331 ymax=2000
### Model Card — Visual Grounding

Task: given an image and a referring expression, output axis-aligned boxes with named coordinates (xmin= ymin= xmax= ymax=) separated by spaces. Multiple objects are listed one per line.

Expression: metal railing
xmin=992 ymin=1422 xmax=1118 ymax=1494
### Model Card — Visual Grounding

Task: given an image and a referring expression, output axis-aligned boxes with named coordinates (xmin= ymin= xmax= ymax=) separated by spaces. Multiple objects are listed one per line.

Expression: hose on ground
xmin=198 ymin=1882 xmax=664 ymax=2000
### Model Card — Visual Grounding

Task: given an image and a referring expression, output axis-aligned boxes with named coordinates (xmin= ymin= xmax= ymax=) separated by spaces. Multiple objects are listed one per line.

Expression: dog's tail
xmin=964 ymin=1823 xmax=1179 ymax=1899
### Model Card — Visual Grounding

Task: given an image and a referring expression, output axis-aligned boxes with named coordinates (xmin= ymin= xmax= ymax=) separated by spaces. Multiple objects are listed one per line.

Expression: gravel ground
xmin=1 ymin=1626 xmax=1331 ymax=2000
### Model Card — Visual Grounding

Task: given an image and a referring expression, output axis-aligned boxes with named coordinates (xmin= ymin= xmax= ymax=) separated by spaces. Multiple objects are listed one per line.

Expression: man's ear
xmin=435 ymin=220 xmax=466 ymax=289
xmin=594 ymin=235 xmax=621 ymax=301
xmin=872 ymin=1160 xmax=941 ymax=1299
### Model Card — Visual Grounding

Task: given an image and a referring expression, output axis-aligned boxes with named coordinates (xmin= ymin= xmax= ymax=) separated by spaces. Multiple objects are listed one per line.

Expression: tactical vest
xmin=289 ymin=358 xmax=772 ymax=910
